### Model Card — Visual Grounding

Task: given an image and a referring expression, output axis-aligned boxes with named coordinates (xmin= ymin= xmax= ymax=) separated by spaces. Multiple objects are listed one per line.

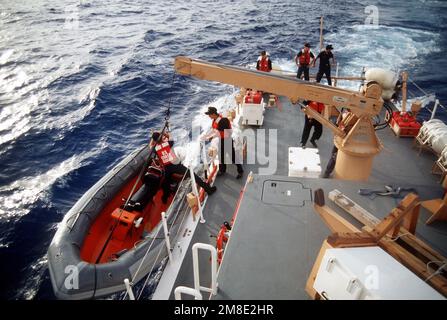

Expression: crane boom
xmin=174 ymin=56 xmax=383 ymax=117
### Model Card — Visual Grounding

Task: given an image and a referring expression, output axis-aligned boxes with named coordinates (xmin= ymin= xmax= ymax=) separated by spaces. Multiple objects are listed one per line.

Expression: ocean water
xmin=0 ymin=0 xmax=446 ymax=299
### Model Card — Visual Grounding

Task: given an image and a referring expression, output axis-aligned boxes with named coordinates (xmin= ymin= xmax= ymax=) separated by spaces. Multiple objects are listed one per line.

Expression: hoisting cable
xmin=121 ymin=71 xmax=177 ymax=217
xmin=95 ymin=73 xmax=176 ymax=265
xmin=120 ymin=71 xmax=179 ymax=298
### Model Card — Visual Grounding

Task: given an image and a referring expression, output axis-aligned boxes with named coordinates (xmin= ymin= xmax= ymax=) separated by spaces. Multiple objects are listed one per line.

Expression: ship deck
xmin=166 ymin=97 xmax=447 ymax=300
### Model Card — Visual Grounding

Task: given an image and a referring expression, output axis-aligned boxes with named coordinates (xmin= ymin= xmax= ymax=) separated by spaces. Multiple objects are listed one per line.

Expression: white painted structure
xmin=313 ymin=246 xmax=445 ymax=300
xmin=288 ymin=147 xmax=322 ymax=178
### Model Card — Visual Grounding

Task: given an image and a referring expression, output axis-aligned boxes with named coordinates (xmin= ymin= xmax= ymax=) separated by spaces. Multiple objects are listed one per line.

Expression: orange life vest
xmin=154 ymin=141 xmax=177 ymax=166
xmin=212 ymin=115 xmax=232 ymax=139
xmin=258 ymin=56 xmax=270 ymax=72
xmin=244 ymin=90 xmax=262 ymax=104
xmin=309 ymin=101 xmax=325 ymax=113
xmin=299 ymin=49 xmax=311 ymax=65
xmin=216 ymin=225 xmax=229 ymax=264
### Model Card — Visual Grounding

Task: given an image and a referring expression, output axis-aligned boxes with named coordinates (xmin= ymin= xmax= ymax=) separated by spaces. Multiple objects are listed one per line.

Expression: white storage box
xmin=288 ymin=147 xmax=321 ymax=178
xmin=313 ymin=247 xmax=444 ymax=300
xmin=240 ymin=101 xmax=265 ymax=126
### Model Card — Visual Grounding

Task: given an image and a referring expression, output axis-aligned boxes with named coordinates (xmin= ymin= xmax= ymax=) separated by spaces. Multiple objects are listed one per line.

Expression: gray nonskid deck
xmin=168 ymin=97 xmax=447 ymax=300
xmin=213 ymin=175 xmax=446 ymax=300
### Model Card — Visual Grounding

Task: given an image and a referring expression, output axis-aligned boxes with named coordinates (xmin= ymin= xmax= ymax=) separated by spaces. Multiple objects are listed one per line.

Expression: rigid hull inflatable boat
xmin=47 ymin=142 xmax=195 ymax=299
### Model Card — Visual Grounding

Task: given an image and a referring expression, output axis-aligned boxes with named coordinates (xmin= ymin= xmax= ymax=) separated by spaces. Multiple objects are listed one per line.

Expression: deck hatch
xmin=261 ymin=180 xmax=311 ymax=207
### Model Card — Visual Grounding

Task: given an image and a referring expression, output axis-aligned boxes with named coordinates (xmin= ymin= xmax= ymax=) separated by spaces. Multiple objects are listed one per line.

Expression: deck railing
xmin=174 ymin=243 xmax=219 ymax=300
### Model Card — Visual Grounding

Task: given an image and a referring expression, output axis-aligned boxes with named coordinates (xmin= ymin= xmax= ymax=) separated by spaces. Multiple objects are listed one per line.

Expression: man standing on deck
xmin=300 ymin=100 xmax=324 ymax=148
xmin=204 ymin=107 xmax=244 ymax=179
xmin=313 ymin=44 xmax=336 ymax=86
xmin=295 ymin=43 xmax=315 ymax=81
xmin=256 ymin=50 xmax=272 ymax=72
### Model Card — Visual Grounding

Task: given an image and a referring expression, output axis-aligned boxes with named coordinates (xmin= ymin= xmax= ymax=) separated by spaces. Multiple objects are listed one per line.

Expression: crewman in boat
xmin=204 ymin=106 xmax=244 ymax=179
xmin=295 ymin=43 xmax=315 ymax=81
xmin=150 ymin=131 xmax=217 ymax=204
xmin=313 ymin=44 xmax=336 ymax=86
xmin=300 ymin=100 xmax=324 ymax=148
xmin=256 ymin=50 xmax=272 ymax=72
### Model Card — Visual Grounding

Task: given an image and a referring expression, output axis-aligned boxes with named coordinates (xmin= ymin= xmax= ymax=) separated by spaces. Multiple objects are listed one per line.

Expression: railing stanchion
xmin=124 ymin=278 xmax=135 ymax=300
xmin=189 ymin=165 xmax=205 ymax=223
xmin=174 ymin=286 xmax=203 ymax=300
xmin=431 ymin=99 xmax=439 ymax=120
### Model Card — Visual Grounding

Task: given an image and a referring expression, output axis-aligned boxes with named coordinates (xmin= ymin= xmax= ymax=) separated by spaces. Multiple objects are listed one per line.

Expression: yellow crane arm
xmin=174 ymin=56 xmax=383 ymax=117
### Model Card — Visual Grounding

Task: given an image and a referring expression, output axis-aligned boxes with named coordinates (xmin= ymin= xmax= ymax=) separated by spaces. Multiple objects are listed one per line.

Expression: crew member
xmin=295 ymin=43 xmax=315 ymax=81
xmin=313 ymin=44 xmax=336 ymax=86
xmin=256 ymin=50 xmax=272 ymax=72
xmin=322 ymin=109 xmax=355 ymax=178
xmin=150 ymin=131 xmax=217 ymax=203
xmin=204 ymin=107 xmax=244 ymax=179
xmin=300 ymin=101 xmax=324 ymax=148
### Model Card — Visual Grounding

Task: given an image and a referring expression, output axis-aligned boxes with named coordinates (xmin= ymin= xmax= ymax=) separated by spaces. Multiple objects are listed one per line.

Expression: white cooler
xmin=240 ymin=101 xmax=265 ymax=126
xmin=288 ymin=147 xmax=321 ymax=178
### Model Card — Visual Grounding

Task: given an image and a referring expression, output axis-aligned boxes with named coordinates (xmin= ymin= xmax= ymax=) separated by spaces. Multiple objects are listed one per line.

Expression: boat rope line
xmin=64 ymin=73 xmax=178 ymax=231
xmin=122 ymin=228 xmax=161 ymax=300
xmin=121 ymin=71 xmax=215 ymax=299
xmin=121 ymin=71 xmax=177 ymax=214
xmin=136 ymin=239 xmax=168 ymax=300
xmin=93 ymin=121 xmax=170 ymax=264
xmin=94 ymin=72 xmax=178 ymax=264
xmin=121 ymin=121 xmax=169 ymax=212
xmin=135 ymin=183 xmax=192 ymax=300
xmin=122 ymin=172 xmax=190 ymax=300
xmin=124 ymin=164 xmax=213 ymax=300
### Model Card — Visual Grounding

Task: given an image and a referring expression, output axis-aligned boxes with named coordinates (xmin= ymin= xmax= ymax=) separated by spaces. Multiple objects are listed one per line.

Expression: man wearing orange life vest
xmin=150 ymin=131 xmax=216 ymax=203
xmin=300 ymin=101 xmax=324 ymax=148
xmin=256 ymin=51 xmax=272 ymax=72
xmin=295 ymin=43 xmax=315 ymax=81
xmin=205 ymin=107 xmax=244 ymax=179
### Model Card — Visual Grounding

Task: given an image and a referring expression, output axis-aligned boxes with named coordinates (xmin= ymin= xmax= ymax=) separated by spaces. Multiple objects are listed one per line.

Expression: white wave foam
xmin=0 ymin=93 xmax=38 ymax=146
xmin=0 ymin=240 xmax=10 ymax=249
xmin=395 ymin=93 xmax=437 ymax=112
xmin=1 ymin=67 xmax=30 ymax=93
xmin=0 ymin=49 xmax=14 ymax=65
xmin=273 ymin=57 xmax=298 ymax=73
xmin=79 ymin=86 xmax=100 ymax=104
xmin=325 ymin=24 xmax=440 ymax=90
xmin=172 ymin=93 xmax=238 ymax=168
xmin=0 ymin=140 xmax=107 ymax=223
xmin=45 ymin=86 xmax=100 ymax=132
xmin=15 ymin=255 xmax=47 ymax=300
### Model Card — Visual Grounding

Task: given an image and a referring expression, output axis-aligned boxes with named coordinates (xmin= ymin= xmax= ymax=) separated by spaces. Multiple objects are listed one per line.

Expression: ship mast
xmin=319 ymin=16 xmax=324 ymax=51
